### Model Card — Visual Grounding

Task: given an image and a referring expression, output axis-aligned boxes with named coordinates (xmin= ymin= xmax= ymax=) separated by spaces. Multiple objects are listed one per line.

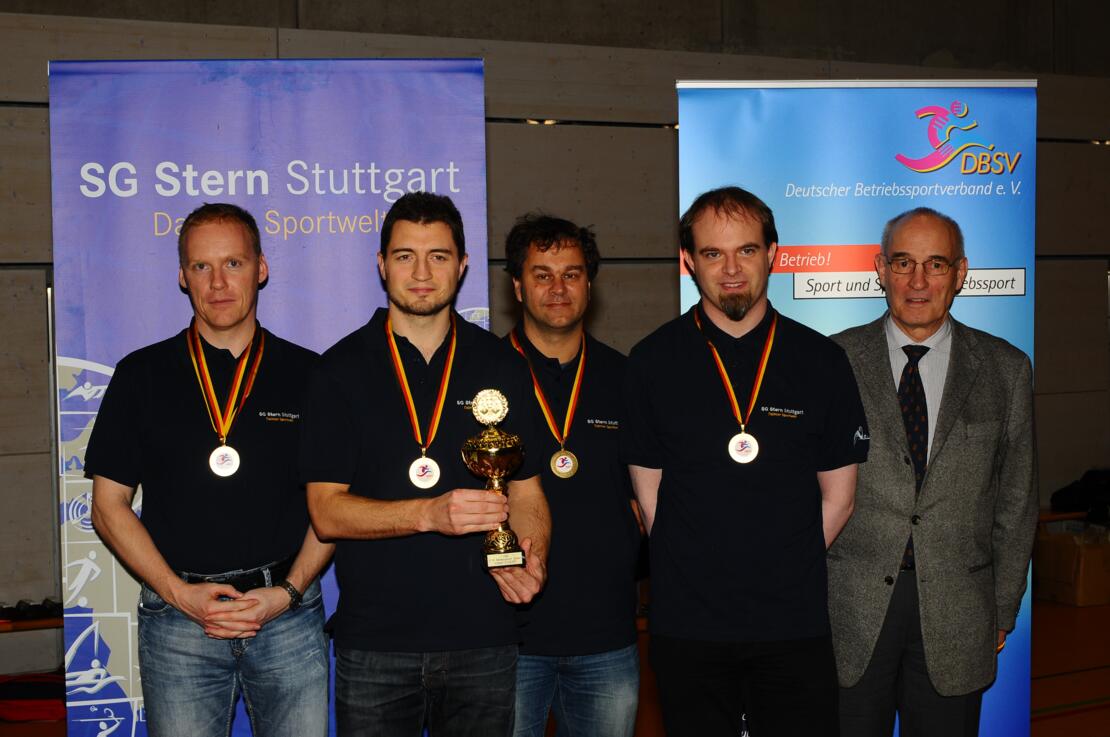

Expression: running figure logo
xmin=895 ymin=101 xmax=991 ymax=173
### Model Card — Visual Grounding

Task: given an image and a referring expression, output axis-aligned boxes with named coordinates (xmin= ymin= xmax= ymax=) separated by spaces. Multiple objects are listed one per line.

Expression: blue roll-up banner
xmin=50 ymin=59 xmax=487 ymax=736
xmin=678 ymin=81 xmax=1035 ymax=737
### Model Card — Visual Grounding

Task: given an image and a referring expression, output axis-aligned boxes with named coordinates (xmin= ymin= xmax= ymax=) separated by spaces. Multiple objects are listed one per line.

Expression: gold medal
xmin=510 ymin=330 xmax=586 ymax=480
xmin=550 ymin=449 xmax=579 ymax=478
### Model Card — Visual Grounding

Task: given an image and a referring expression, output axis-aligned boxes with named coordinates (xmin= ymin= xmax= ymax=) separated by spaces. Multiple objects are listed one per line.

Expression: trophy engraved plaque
xmin=462 ymin=389 xmax=526 ymax=568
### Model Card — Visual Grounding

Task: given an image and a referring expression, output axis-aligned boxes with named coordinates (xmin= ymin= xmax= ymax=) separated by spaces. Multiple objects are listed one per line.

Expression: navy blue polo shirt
xmin=84 ymin=326 xmax=317 ymax=574
xmin=506 ymin=328 xmax=641 ymax=656
xmin=301 ymin=308 xmax=546 ymax=652
xmin=621 ymin=304 xmax=869 ymax=643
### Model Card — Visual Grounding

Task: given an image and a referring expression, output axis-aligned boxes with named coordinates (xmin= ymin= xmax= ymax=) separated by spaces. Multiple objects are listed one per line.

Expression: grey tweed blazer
xmin=828 ymin=315 xmax=1038 ymax=696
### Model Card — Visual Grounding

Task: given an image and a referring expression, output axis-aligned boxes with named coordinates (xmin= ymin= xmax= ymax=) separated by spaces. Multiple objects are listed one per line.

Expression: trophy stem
xmin=461 ymin=392 xmax=525 ymax=569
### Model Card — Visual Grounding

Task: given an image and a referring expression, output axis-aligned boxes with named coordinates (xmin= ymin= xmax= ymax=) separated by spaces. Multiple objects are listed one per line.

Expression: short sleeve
xmin=619 ymin=349 xmax=663 ymax=469
xmin=84 ymin=355 xmax=144 ymax=489
xmin=299 ymin=361 xmax=359 ymax=485
xmin=815 ymin=348 xmax=870 ymax=471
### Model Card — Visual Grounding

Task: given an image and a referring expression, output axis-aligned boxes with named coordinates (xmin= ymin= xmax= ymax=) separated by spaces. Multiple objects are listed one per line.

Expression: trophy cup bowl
xmin=462 ymin=389 xmax=526 ymax=568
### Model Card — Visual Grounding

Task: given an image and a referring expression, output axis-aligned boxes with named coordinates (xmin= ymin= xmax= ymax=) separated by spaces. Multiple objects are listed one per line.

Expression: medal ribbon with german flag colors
xmin=509 ymin=329 xmax=586 ymax=449
xmin=386 ymin=313 xmax=457 ymax=456
xmin=693 ymin=309 xmax=778 ymax=434
xmin=186 ymin=321 xmax=265 ymax=445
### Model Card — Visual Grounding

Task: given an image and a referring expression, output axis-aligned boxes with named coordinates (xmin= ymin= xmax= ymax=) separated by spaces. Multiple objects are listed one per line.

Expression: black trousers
xmin=650 ymin=632 xmax=839 ymax=737
xmin=839 ymin=570 xmax=983 ymax=737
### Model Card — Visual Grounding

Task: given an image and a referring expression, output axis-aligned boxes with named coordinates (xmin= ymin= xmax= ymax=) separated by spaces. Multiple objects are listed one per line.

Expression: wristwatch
xmin=278 ymin=579 xmax=303 ymax=610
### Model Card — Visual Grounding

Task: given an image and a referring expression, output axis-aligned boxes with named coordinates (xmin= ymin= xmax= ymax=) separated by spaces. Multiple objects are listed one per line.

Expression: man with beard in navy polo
xmin=622 ymin=186 xmax=869 ymax=737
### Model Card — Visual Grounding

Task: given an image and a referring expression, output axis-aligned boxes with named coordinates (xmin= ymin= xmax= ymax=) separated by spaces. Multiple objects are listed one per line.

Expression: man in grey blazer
xmin=829 ymin=207 xmax=1037 ymax=737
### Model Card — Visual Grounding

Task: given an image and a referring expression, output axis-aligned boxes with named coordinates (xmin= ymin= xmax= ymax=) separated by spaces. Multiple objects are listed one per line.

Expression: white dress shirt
xmin=885 ymin=316 xmax=952 ymax=462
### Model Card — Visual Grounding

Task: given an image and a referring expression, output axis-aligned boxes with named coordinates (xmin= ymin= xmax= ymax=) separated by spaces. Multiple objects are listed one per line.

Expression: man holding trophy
xmin=301 ymin=192 xmax=551 ymax=736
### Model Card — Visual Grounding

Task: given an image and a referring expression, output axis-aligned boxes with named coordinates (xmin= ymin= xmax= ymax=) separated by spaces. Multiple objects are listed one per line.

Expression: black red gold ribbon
xmin=386 ymin=314 xmax=457 ymax=456
xmin=509 ymin=329 xmax=586 ymax=450
xmin=693 ymin=309 xmax=777 ymax=434
xmin=185 ymin=321 xmax=265 ymax=445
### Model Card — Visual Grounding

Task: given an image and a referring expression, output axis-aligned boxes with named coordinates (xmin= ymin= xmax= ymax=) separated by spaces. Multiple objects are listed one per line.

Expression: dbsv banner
xmin=677 ymin=81 xmax=1035 ymax=737
xmin=50 ymin=59 xmax=487 ymax=736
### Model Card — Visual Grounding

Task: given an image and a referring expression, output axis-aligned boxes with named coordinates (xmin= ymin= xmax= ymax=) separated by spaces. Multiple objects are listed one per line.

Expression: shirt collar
xmin=370 ymin=306 xmax=472 ymax=358
xmin=884 ymin=313 xmax=952 ymax=355
xmin=692 ymin=300 xmax=776 ymax=350
xmin=510 ymin=323 xmax=584 ymax=375
xmin=190 ymin=321 xmax=263 ymax=363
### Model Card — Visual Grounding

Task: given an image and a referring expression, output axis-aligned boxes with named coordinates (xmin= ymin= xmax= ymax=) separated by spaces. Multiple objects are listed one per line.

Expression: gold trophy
xmin=462 ymin=389 xmax=525 ymax=568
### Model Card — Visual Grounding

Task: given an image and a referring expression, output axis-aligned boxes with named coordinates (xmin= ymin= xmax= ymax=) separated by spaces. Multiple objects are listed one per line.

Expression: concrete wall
xmin=0 ymin=0 xmax=1108 ymax=76
xmin=0 ymin=9 xmax=1107 ymax=672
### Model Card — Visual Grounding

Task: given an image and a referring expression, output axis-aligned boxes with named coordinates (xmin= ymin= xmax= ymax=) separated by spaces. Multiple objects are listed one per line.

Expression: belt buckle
xmin=187 ymin=557 xmax=291 ymax=591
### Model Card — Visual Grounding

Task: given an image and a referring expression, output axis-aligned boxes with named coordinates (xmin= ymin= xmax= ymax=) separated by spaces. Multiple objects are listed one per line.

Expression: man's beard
xmin=389 ymin=291 xmax=455 ymax=317
xmin=719 ymin=293 xmax=753 ymax=322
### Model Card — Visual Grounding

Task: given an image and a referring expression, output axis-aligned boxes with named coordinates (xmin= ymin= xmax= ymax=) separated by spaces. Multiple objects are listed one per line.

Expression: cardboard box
xmin=1033 ymin=521 xmax=1110 ymax=607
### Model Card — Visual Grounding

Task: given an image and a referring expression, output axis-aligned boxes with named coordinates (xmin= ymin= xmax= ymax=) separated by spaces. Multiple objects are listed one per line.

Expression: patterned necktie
xmin=898 ymin=344 xmax=929 ymax=569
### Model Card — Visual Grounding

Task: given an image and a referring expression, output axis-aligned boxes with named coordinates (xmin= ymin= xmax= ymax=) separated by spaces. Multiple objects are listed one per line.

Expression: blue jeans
xmin=137 ymin=577 xmax=329 ymax=737
xmin=513 ymin=643 xmax=640 ymax=737
xmin=335 ymin=644 xmax=517 ymax=737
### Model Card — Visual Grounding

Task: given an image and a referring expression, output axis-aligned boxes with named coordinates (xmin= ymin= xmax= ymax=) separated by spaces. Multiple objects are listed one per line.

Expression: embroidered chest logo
xmin=258 ymin=410 xmax=300 ymax=423
xmin=760 ymin=405 xmax=804 ymax=419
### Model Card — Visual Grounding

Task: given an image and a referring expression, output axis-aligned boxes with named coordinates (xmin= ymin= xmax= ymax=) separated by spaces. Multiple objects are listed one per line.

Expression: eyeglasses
xmin=885 ymin=257 xmax=958 ymax=276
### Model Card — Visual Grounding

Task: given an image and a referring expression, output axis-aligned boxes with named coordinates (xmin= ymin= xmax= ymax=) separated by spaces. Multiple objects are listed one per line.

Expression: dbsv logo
xmin=895 ymin=101 xmax=1021 ymax=175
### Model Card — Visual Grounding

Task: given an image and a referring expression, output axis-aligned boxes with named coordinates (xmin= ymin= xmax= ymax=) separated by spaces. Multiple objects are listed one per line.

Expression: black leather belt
xmin=178 ymin=556 xmax=294 ymax=592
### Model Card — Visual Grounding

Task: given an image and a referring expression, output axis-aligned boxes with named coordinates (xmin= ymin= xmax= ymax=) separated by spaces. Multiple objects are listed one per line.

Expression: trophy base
xmin=484 ymin=527 xmax=523 ymax=569
xmin=485 ymin=550 xmax=525 ymax=569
